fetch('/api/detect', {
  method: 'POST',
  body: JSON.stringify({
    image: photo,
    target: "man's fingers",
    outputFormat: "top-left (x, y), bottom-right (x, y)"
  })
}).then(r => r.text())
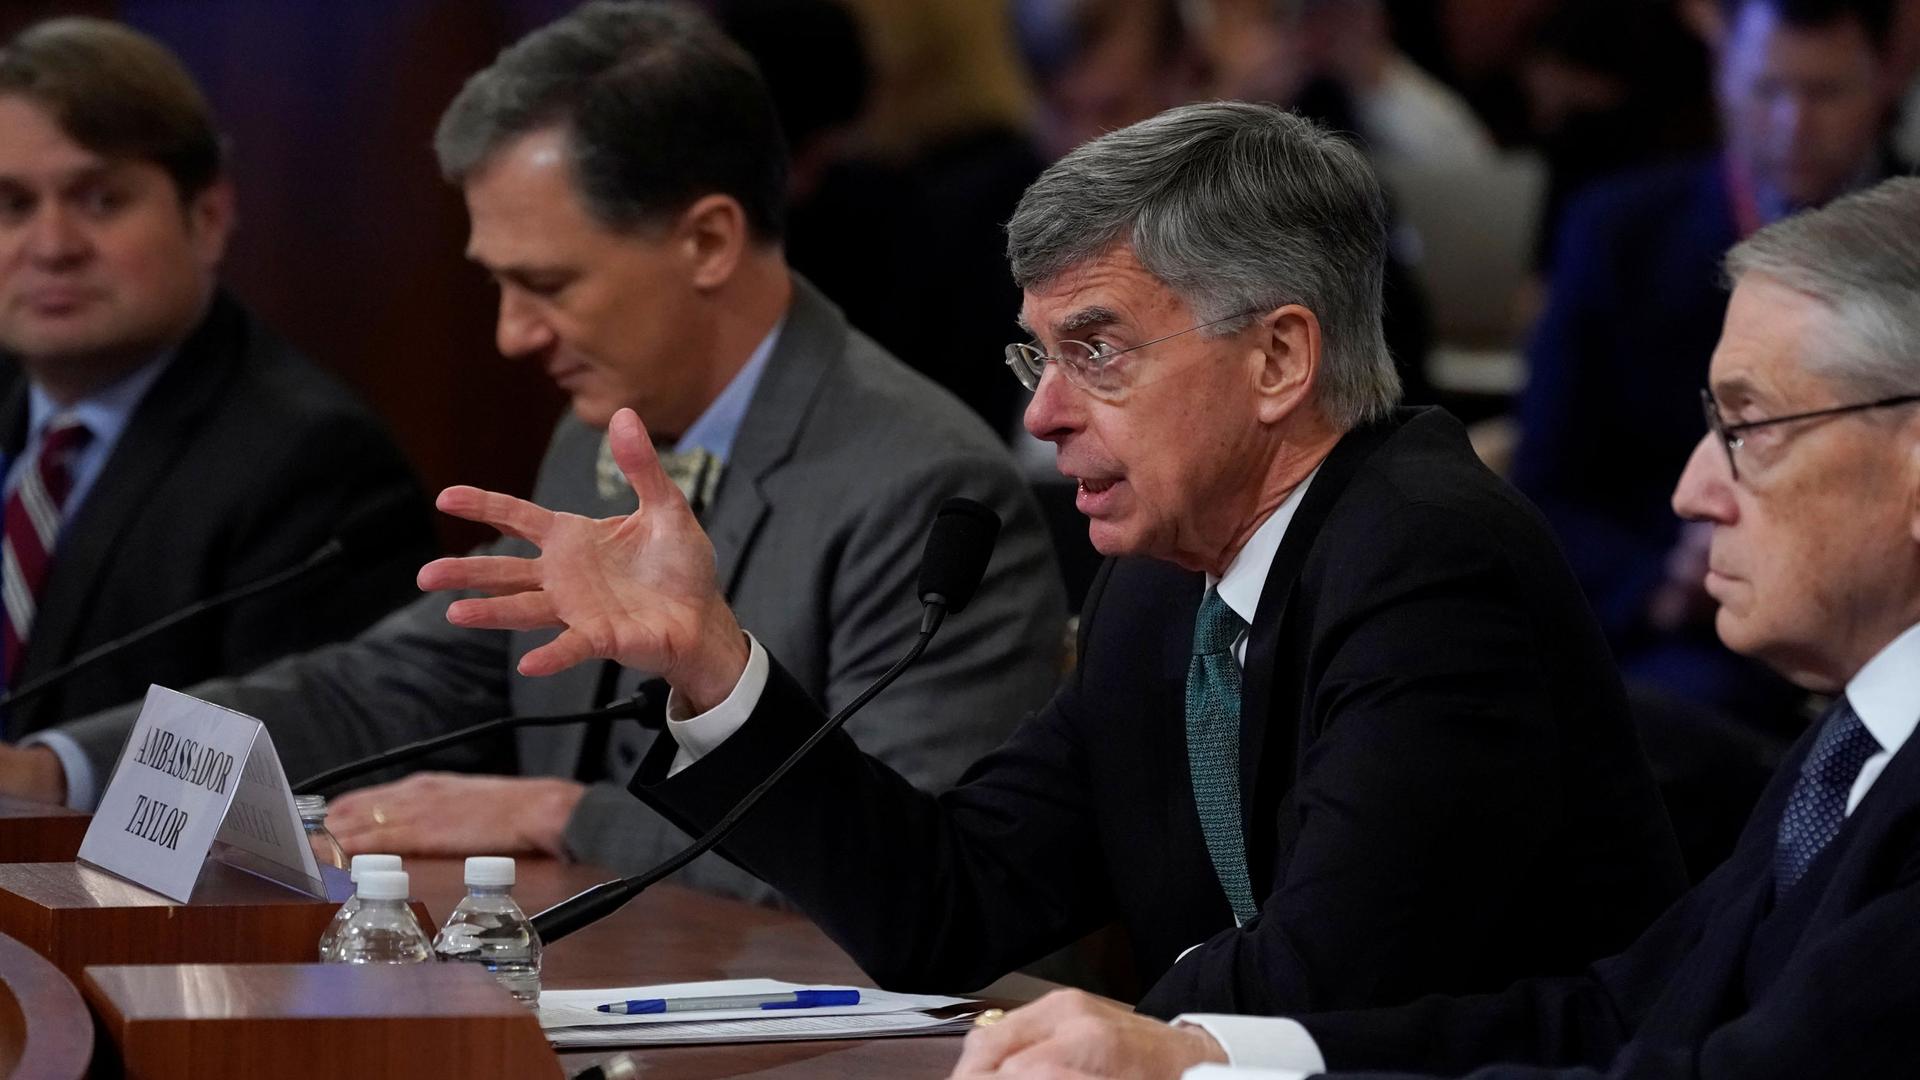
top-left (951, 1003), bottom-right (1052, 1073)
top-left (446, 592), bottom-right (560, 632)
top-left (607, 408), bottom-right (689, 510)
top-left (418, 555), bottom-right (542, 595)
top-left (436, 485), bottom-right (554, 543)
top-left (518, 630), bottom-right (598, 678)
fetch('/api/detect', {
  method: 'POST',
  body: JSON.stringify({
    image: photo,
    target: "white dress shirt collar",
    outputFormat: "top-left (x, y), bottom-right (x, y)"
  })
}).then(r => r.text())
top-left (1845, 620), bottom-right (1920, 763)
top-left (1208, 466), bottom-right (1320, 630)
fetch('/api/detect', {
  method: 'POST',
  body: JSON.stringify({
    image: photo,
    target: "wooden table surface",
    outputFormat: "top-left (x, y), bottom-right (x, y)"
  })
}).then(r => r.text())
top-left (404, 858), bottom-right (1048, 1079)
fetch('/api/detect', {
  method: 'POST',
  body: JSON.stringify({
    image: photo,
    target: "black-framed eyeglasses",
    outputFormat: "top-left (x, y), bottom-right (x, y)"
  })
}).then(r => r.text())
top-left (1699, 387), bottom-right (1920, 481)
top-left (1004, 309), bottom-right (1260, 395)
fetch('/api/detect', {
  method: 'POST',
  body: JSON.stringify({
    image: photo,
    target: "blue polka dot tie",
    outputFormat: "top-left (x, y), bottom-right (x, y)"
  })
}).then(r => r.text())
top-left (1186, 587), bottom-right (1257, 923)
top-left (1774, 697), bottom-right (1880, 898)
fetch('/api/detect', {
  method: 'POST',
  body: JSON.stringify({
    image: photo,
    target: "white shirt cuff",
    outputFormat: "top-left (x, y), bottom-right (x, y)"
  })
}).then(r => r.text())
top-left (1176, 1015), bottom-right (1325, 1074)
top-left (1180, 1066), bottom-right (1312, 1080)
top-left (664, 634), bottom-right (768, 777)
top-left (17, 730), bottom-right (95, 810)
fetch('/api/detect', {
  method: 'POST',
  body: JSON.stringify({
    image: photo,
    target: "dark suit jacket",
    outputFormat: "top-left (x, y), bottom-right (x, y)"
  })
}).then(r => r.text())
top-left (633, 407), bottom-right (1686, 1017)
top-left (0, 290), bottom-right (433, 734)
top-left (1299, 708), bottom-right (1920, 1078)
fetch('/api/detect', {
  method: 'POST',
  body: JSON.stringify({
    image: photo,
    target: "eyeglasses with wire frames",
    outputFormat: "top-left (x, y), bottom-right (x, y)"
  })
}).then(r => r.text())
top-left (1698, 387), bottom-right (1920, 481)
top-left (1004, 309), bottom-right (1261, 395)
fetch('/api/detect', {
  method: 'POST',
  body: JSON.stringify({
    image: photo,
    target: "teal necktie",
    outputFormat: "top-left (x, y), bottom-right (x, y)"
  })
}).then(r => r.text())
top-left (1187, 587), bottom-right (1256, 922)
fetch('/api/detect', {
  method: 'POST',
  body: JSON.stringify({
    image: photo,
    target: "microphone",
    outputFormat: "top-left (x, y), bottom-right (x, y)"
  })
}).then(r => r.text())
top-left (291, 684), bottom-right (662, 795)
top-left (529, 497), bottom-right (1001, 945)
top-left (0, 486), bottom-right (417, 713)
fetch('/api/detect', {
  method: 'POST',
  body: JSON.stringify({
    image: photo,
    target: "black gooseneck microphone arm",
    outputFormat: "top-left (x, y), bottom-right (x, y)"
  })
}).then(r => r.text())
top-left (291, 690), bottom-right (655, 795)
top-left (529, 607), bottom-right (948, 941)
top-left (0, 540), bottom-right (346, 712)
top-left (530, 496), bottom-right (1000, 945)
top-left (0, 483), bottom-right (419, 713)
top-left (530, 605), bottom-right (946, 944)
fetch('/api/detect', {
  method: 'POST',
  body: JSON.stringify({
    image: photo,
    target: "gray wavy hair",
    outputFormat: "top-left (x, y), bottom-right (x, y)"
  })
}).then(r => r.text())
top-left (1725, 177), bottom-right (1920, 400)
top-left (1006, 101), bottom-right (1400, 429)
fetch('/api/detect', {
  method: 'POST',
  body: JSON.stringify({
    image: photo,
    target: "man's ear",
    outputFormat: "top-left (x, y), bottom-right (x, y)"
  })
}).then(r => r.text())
top-left (1252, 304), bottom-right (1320, 425)
top-left (1907, 426), bottom-right (1920, 547)
top-left (185, 178), bottom-right (236, 271)
top-left (675, 194), bottom-right (750, 291)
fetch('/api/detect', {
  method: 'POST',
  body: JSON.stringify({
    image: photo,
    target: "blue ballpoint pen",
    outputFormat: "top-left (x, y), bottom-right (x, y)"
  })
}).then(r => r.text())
top-left (596, 989), bottom-right (862, 1014)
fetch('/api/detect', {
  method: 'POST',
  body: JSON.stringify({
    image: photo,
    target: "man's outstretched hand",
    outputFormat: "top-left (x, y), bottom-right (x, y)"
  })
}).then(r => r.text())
top-left (417, 408), bottom-right (749, 712)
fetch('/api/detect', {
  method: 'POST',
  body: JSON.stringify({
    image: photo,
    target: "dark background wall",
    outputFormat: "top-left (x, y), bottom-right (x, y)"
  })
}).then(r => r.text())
top-left (1, 1), bottom-right (600, 553)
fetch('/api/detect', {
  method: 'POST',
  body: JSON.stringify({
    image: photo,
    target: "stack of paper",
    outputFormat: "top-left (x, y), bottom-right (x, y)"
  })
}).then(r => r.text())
top-left (538, 978), bottom-right (984, 1048)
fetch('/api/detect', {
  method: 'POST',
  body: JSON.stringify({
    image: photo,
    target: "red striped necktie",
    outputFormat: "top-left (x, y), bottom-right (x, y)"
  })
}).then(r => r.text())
top-left (3, 417), bottom-right (93, 681)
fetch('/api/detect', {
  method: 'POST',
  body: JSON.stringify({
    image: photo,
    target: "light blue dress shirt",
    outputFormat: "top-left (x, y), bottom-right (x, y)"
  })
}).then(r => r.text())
top-left (671, 316), bottom-right (782, 464)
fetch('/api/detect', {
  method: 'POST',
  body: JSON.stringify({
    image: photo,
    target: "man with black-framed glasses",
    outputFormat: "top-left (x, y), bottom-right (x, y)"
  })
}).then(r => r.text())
top-left (421, 100), bottom-right (1685, 1022)
top-left (1514, 0), bottom-right (1911, 883)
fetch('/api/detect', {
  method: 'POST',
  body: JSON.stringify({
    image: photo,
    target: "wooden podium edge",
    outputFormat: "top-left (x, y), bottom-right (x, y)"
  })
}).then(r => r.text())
top-left (0, 933), bottom-right (91, 1080)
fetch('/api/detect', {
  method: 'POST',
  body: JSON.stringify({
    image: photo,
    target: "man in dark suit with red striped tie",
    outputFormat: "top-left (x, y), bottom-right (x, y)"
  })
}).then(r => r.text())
top-left (0, 18), bottom-right (430, 768)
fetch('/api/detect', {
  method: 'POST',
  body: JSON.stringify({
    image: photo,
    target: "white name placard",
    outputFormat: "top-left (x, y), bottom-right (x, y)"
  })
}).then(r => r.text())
top-left (77, 686), bottom-right (322, 902)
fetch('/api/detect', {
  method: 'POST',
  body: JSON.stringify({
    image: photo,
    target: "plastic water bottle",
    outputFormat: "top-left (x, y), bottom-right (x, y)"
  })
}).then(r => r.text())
top-left (318, 853), bottom-right (402, 961)
top-left (433, 856), bottom-right (542, 1005)
top-left (330, 870), bottom-right (432, 964)
top-left (295, 794), bottom-right (348, 870)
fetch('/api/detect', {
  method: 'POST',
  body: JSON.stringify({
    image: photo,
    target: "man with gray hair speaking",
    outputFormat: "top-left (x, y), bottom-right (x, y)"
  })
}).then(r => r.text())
top-left (948, 175), bottom-right (1920, 1080)
top-left (423, 101), bottom-right (1685, 1017)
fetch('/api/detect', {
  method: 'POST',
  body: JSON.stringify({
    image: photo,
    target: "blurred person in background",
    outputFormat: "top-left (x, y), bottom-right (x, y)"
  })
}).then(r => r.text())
top-left (0, 17), bottom-right (431, 775)
top-left (1175, 0), bottom-right (1439, 404)
top-left (1014, 0), bottom-right (1206, 162)
top-left (1523, 0), bottom-right (1717, 270)
top-left (775, 0), bottom-right (1044, 436)
top-left (1380, 0), bottom-right (1557, 143)
top-left (1512, 0), bottom-right (1907, 880)
top-left (1195, 0), bottom-right (1497, 168)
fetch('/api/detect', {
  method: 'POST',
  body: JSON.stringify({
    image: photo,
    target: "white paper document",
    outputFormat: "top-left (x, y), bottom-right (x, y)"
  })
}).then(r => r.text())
top-left (538, 978), bottom-right (981, 1047)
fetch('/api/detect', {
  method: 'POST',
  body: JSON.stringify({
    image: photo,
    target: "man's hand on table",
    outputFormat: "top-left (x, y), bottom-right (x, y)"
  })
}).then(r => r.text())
top-left (418, 406), bottom-right (748, 713)
top-left (0, 744), bottom-right (66, 805)
top-left (949, 989), bottom-right (1228, 1079)
top-left (329, 773), bottom-right (585, 857)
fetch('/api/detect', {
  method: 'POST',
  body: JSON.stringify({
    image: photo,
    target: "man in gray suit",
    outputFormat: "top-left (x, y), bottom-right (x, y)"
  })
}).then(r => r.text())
top-left (0, 0), bottom-right (1065, 901)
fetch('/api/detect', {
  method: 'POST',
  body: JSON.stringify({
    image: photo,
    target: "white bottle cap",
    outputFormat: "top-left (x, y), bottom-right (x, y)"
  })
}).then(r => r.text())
top-left (464, 856), bottom-right (515, 887)
top-left (357, 870), bottom-right (410, 901)
top-left (349, 854), bottom-right (402, 882)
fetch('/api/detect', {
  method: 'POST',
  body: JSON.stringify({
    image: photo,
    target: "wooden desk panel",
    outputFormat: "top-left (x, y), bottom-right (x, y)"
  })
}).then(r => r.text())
top-left (82, 962), bottom-right (559, 1080)
top-left (0, 860), bottom-right (430, 983)
top-left (0, 797), bottom-right (89, 863)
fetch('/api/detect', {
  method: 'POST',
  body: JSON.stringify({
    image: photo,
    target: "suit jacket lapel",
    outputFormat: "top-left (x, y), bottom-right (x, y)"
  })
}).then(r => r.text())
top-left (705, 275), bottom-right (843, 595)
top-left (1238, 413), bottom-right (1403, 864)
top-left (20, 295), bottom-right (244, 687)
top-left (0, 377), bottom-right (28, 461)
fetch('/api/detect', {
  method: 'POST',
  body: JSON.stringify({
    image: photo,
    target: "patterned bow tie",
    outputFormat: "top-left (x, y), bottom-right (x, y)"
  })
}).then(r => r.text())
top-left (596, 436), bottom-right (723, 517)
